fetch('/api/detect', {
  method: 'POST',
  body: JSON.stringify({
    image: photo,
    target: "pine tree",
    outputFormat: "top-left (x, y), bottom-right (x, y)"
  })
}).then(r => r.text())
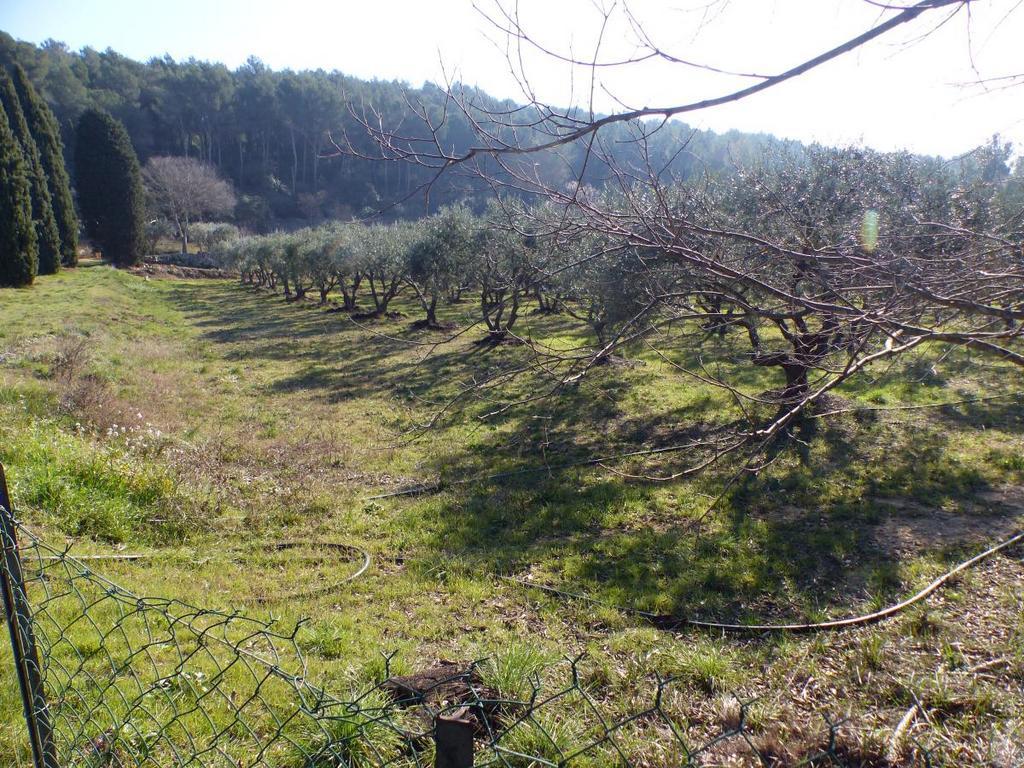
top-left (0, 68), bottom-right (60, 274)
top-left (74, 109), bottom-right (145, 267)
top-left (10, 64), bottom-right (79, 266)
top-left (0, 101), bottom-right (37, 287)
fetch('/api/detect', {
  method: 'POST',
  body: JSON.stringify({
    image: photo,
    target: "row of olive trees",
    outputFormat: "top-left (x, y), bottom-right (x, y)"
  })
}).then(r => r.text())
top-left (212, 139), bottom-right (1023, 415)
top-left (212, 203), bottom-right (617, 343)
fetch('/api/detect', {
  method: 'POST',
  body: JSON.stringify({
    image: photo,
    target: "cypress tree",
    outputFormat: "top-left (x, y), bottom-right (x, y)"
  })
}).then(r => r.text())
top-left (74, 109), bottom-right (145, 267)
top-left (0, 68), bottom-right (60, 274)
top-left (0, 101), bottom-right (37, 287)
top-left (10, 64), bottom-right (79, 266)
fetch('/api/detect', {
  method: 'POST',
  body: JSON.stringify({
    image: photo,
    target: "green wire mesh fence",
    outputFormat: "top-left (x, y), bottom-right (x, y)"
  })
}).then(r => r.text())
top-left (2, 470), bottom-right (942, 767)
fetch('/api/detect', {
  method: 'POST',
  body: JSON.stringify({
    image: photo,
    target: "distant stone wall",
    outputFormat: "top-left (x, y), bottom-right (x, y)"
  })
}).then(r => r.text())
top-left (146, 251), bottom-right (221, 269)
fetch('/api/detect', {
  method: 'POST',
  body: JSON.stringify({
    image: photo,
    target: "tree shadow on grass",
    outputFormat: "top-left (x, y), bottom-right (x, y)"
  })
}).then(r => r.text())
top-left (164, 282), bottom-right (1020, 622)
top-left (420, 410), bottom-right (1014, 624)
top-left (167, 283), bottom-right (658, 420)
top-left (930, 396), bottom-right (1024, 436)
top-left (171, 284), bottom-right (363, 355)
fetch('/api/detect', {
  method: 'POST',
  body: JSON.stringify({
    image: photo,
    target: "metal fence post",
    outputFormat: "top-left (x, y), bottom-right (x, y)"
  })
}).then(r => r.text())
top-left (434, 707), bottom-right (474, 768)
top-left (0, 463), bottom-right (58, 768)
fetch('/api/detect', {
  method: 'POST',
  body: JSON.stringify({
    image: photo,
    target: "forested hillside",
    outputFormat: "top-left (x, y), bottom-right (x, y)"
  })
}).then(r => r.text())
top-left (0, 31), bottom-right (792, 224)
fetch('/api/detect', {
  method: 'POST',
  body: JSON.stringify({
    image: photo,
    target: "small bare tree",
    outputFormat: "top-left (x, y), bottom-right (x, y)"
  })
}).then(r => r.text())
top-left (143, 156), bottom-right (236, 253)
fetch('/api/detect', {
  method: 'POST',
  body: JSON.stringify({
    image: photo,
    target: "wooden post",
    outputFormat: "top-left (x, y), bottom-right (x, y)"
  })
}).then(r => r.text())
top-left (434, 706), bottom-right (474, 768)
top-left (0, 464), bottom-right (58, 768)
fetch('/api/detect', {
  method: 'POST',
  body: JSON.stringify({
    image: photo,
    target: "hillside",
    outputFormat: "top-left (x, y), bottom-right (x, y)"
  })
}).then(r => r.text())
top-left (0, 31), bottom-right (793, 222)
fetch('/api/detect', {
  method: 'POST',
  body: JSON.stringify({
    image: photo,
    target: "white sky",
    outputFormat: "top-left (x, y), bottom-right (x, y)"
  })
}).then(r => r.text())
top-left (1, 0), bottom-right (1021, 157)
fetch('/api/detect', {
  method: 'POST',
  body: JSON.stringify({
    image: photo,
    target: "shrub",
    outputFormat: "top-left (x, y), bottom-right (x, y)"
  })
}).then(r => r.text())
top-left (0, 98), bottom-right (37, 287)
top-left (74, 109), bottom-right (145, 267)
top-left (10, 64), bottom-right (78, 266)
top-left (0, 67), bottom-right (60, 274)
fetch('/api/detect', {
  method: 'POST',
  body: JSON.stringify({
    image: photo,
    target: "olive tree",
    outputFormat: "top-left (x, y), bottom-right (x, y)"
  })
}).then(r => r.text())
top-left (472, 213), bottom-right (536, 342)
top-left (356, 222), bottom-right (412, 316)
top-left (405, 206), bottom-right (475, 328)
top-left (190, 222), bottom-right (241, 253)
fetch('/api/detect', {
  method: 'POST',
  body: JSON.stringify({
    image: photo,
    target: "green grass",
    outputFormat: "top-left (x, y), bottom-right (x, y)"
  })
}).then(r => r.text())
top-left (1, 264), bottom-right (1023, 765)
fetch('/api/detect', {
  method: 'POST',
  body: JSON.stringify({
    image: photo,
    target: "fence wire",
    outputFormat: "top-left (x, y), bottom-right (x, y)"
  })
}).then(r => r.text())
top-left (2, 508), bottom-right (945, 768)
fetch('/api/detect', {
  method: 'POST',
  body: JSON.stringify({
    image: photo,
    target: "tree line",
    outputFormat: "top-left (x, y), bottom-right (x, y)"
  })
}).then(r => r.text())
top-left (2, 69), bottom-right (247, 280)
top-left (0, 32), bottom-right (790, 225)
top-left (0, 62), bottom-right (77, 287)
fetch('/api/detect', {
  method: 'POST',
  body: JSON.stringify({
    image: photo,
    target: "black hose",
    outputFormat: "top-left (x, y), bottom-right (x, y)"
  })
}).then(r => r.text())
top-left (40, 540), bottom-right (372, 603)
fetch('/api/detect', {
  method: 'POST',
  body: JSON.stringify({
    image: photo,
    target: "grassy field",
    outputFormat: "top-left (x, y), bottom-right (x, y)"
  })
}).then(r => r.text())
top-left (1, 263), bottom-right (1022, 765)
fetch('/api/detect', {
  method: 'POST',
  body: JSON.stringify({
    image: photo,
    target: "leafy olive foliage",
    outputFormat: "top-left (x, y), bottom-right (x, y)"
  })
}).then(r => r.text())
top-left (213, 141), bottom-right (1022, 407)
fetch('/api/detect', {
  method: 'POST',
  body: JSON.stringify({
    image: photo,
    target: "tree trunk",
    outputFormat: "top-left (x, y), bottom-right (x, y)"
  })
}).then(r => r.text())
top-left (180, 214), bottom-right (190, 254)
top-left (312, 135), bottom-right (318, 191)
top-left (339, 274), bottom-right (361, 311)
top-left (780, 361), bottom-right (809, 402)
top-left (301, 133), bottom-right (308, 187)
top-left (368, 275), bottom-right (381, 312)
top-left (289, 125), bottom-right (298, 195)
top-left (348, 275), bottom-right (362, 309)
top-left (752, 350), bottom-right (810, 406)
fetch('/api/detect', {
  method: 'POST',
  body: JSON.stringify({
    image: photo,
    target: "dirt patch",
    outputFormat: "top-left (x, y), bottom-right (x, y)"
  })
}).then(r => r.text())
top-left (871, 488), bottom-right (1024, 557)
top-left (974, 486), bottom-right (1024, 513)
top-left (382, 661), bottom-right (513, 737)
top-left (383, 661), bottom-right (481, 705)
top-left (352, 309), bottom-right (404, 320)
